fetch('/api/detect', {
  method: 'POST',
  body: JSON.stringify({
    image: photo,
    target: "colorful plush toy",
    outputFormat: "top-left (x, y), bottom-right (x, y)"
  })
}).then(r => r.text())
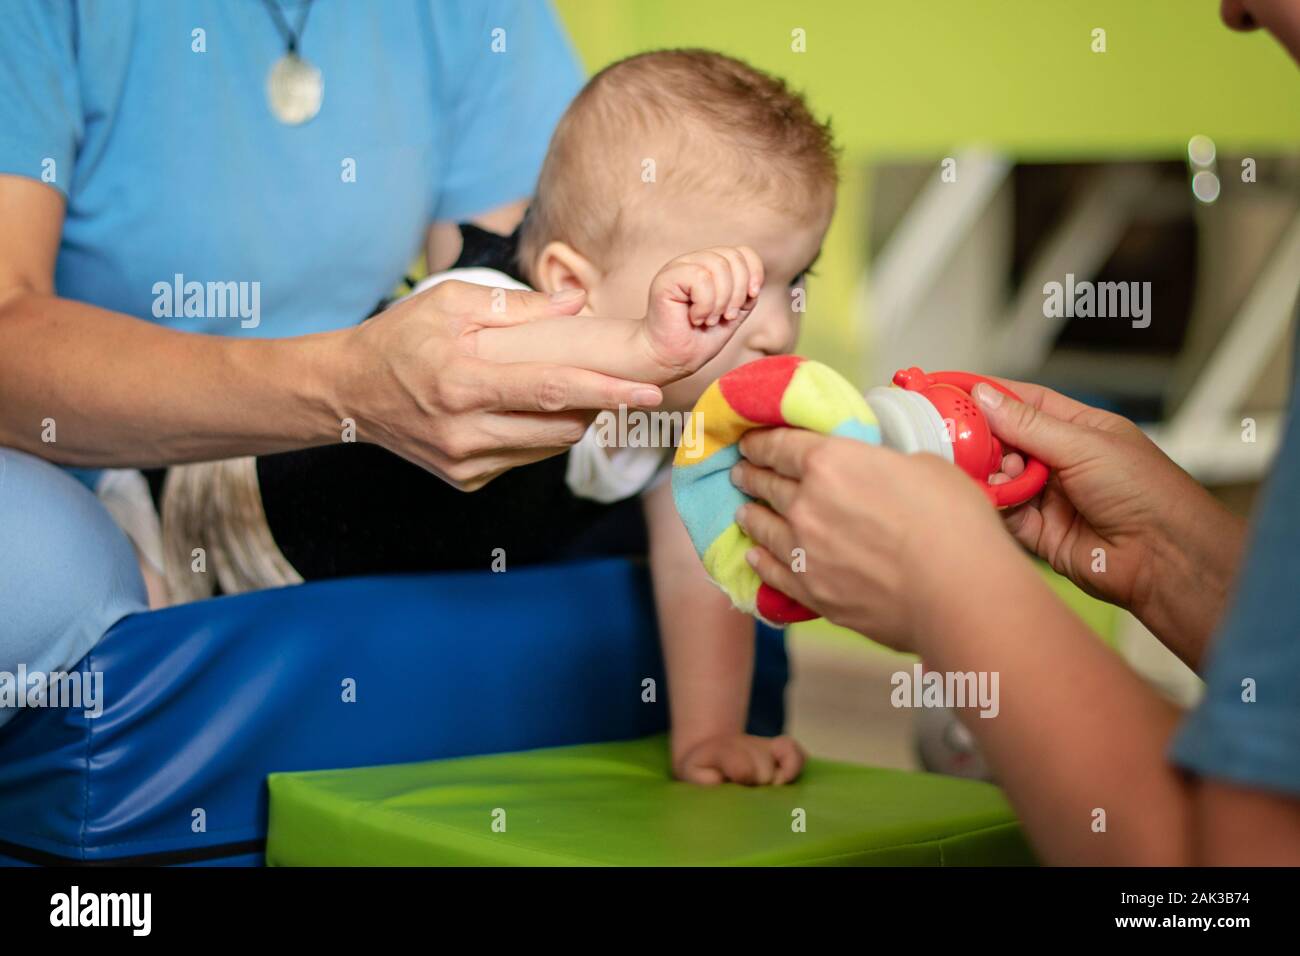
top-left (671, 355), bottom-right (879, 624)
top-left (672, 355), bottom-right (1047, 625)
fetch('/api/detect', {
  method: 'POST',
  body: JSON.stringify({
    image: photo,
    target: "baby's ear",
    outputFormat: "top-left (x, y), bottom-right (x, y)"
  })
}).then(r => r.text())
top-left (533, 241), bottom-right (601, 297)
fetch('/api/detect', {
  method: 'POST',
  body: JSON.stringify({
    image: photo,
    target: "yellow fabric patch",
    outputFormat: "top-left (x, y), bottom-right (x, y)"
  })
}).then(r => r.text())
top-left (673, 381), bottom-right (760, 467)
top-left (701, 522), bottom-right (760, 614)
top-left (780, 360), bottom-right (878, 432)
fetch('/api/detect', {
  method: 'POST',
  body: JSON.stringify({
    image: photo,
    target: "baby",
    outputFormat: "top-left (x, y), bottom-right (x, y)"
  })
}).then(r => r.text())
top-left (165, 49), bottom-right (838, 785)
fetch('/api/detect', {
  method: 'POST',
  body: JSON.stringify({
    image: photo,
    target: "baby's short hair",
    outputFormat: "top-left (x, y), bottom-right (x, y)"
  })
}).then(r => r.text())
top-left (517, 49), bottom-right (837, 277)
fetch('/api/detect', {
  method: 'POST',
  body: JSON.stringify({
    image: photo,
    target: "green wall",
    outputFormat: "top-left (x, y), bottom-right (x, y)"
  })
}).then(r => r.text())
top-left (556, 0), bottom-right (1300, 160)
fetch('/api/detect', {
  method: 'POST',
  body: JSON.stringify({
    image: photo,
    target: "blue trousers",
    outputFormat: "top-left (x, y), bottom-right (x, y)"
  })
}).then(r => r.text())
top-left (0, 448), bottom-right (147, 729)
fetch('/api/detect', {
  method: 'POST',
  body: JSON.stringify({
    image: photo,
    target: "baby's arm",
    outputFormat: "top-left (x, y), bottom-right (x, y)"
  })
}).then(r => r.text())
top-left (471, 247), bottom-right (763, 387)
top-left (643, 481), bottom-right (804, 785)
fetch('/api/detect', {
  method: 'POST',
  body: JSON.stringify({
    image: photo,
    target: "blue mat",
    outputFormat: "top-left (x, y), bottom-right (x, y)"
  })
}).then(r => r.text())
top-left (0, 559), bottom-right (786, 865)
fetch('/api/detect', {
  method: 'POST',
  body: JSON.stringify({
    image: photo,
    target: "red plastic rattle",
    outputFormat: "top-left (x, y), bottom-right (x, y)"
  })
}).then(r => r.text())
top-left (891, 367), bottom-right (1049, 508)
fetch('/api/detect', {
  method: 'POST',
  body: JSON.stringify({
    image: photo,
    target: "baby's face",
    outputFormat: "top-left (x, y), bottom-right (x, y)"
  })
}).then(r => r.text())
top-left (583, 192), bottom-right (834, 412)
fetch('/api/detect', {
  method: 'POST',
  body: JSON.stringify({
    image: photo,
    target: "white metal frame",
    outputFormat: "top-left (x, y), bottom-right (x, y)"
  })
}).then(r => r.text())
top-left (1148, 209), bottom-right (1300, 483)
top-left (863, 158), bottom-right (1298, 484)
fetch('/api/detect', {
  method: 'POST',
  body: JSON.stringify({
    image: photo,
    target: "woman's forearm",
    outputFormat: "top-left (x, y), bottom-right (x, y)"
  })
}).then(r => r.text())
top-left (1136, 486), bottom-right (1247, 672)
top-left (917, 534), bottom-right (1195, 865)
top-left (0, 292), bottom-right (342, 466)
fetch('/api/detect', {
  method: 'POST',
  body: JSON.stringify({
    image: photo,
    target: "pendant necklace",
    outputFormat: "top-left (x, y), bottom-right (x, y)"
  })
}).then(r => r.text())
top-left (264, 0), bottom-right (322, 125)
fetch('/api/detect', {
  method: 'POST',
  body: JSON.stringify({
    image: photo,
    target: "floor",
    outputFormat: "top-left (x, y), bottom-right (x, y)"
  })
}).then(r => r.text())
top-left (783, 609), bottom-right (1202, 772)
top-left (785, 622), bottom-right (920, 771)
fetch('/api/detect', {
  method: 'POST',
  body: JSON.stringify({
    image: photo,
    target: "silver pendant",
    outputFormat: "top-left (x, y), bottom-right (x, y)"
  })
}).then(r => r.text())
top-left (267, 52), bottom-right (323, 125)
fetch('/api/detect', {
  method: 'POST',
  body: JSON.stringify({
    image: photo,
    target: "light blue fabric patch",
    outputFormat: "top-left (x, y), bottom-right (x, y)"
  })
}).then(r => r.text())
top-left (671, 444), bottom-right (746, 558)
top-left (832, 419), bottom-right (883, 444)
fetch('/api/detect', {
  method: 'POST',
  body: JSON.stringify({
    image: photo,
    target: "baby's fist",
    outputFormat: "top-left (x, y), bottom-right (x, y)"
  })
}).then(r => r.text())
top-left (641, 246), bottom-right (765, 377)
top-left (673, 733), bottom-right (805, 786)
top-left (653, 246), bottom-right (763, 328)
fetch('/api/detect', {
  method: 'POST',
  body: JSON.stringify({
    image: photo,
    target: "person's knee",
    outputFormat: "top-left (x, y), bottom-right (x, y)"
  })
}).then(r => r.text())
top-left (0, 449), bottom-right (147, 679)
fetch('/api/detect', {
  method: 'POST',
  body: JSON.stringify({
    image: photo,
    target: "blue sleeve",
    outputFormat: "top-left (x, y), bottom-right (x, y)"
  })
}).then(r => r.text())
top-left (1171, 321), bottom-right (1300, 796)
top-left (0, 0), bottom-right (83, 197)
top-left (430, 0), bottom-right (584, 222)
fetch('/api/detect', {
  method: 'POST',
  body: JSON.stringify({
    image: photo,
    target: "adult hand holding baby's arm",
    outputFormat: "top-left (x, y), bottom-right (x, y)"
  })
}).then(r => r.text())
top-left (470, 246), bottom-right (764, 386)
top-left (0, 179), bottom-right (645, 485)
top-left (974, 381), bottom-right (1246, 670)
top-left (340, 280), bottom-right (662, 491)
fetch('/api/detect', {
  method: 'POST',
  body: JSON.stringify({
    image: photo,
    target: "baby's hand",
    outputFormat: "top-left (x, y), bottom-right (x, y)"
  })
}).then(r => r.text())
top-left (673, 733), bottom-right (805, 786)
top-left (640, 246), bottom-right (765, 379)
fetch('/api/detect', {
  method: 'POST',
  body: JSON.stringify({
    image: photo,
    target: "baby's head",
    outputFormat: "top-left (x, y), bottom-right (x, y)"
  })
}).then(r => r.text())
top-left (517, 49), bottom-right (838, 411)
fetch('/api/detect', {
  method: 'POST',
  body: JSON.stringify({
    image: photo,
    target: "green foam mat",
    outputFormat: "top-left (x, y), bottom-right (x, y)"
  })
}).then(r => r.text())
top-left (267, 736), bottom-right (1035, 866)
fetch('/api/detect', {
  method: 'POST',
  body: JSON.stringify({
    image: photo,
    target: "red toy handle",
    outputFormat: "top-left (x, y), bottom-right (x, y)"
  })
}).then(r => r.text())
top-left (894, 369), bottom-right (1049, 509)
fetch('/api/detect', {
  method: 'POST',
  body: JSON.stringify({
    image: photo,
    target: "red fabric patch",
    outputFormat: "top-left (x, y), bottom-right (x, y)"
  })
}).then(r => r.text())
top-left (756, 583), bottom-right (817, 625)
top-left (717, 354), bottom-right (803, 425)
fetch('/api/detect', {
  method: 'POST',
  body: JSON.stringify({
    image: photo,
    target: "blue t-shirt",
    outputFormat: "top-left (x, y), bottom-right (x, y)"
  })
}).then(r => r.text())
top-left (1171, 305), bottom-right (1300, 796)
top-left (0, 0), bottom-right (582, 338)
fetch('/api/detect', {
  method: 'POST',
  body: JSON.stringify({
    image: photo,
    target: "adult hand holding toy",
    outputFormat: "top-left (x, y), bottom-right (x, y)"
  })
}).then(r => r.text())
top-left (974, 380), bottom-right (1246, 670)
top-left (729, 366), bottom-right (1299, 865)
top-left (670, 358), bottom-right (1047, 628)
top-left (735, 420), bottom-right (1007, 652)
top-left (731, 377), bottom-right (1246, 666)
